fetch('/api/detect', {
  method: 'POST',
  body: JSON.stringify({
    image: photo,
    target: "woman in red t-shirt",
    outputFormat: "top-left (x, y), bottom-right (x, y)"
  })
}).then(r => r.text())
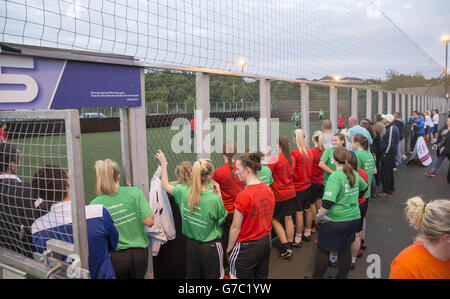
top-left (213, 141), bottom-right (245, 267)
top-left (291, 129), bottom-right (313, 247)
top-left (268, 136), bottom-right (296, 259)
top-left (227, 151), bottom-right (275, 279)
top-left (310, 131), bottom-right (325, 232)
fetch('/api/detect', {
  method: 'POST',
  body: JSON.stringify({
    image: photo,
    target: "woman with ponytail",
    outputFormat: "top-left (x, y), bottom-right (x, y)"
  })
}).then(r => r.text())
top-left (90, 159), bottom-right (154, 279)
top-left (352, 133), bottom-right (377, 255)
top-left (268, 136), bottom-right (297, 259)
top-left (213, 141), bottom-right (246, 270)
top-left (291, 129), bottom-right (314, 246)
top-left (155, 150), bottom-right (227, 279)
top-left (227, 151), bottom-right (275, 279)
top-left (312, 148), bottom-right (367, 279)
top-left (390, 197), bottom-right (450, 279)
top-left (310, 131), bottom-right (325, 232)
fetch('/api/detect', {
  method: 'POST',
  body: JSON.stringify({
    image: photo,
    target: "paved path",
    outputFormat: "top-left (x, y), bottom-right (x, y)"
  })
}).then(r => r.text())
top-left (268, 144), bottom-right (450, 279)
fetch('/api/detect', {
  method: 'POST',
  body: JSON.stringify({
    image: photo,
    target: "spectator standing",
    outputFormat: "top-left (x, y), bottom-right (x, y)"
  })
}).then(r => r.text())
top-left (432, 109), bottom-right (440, 142)
top-left (213, 141), bottom-right (245, 268)
top-left (321, 120), bottom-right (334, 149)
top-left (378, 114), bottom-right (400, 198)
top-left (227, 151), bottom-right (276, 279)
top-left (90, 159), bottom-right (155, 279)
top-left (409, 111), bottom-right (425, 151)
top-left (425, 116), bottom-right (450, 183)
top-left (393, 113), bottom-right (405, 169)
top-left (0, 143), bottom-right (48, 258)
top-left (32, 165), bottom-right (119, 279)
top-left (155, 152), bottom-right (227, 279)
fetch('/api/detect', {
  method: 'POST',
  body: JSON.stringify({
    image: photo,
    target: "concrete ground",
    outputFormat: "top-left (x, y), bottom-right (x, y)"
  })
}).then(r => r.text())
top-left (268, 145), bottom-right (450, 279)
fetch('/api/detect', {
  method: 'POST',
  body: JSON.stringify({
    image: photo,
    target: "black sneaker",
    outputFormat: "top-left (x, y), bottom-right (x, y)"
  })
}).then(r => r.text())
top-left (280, 248), bottom-right (293, 259)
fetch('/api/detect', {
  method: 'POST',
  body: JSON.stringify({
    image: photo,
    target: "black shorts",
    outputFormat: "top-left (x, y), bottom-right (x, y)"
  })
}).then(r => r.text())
top-left (295, 188), bottom-right (311, 212)
top-left (110, 247), bottom-right (149, 279)
top-left (310, 183), bottom-right (324, 203)
top-left (186, 238), bottom-right (224, 279)
top-left (425, 126), bottom-right (430, 135)
top-left (357, 201), bottom-right (368, 233)
top-left (273, 197), bottom-right (296, 221)
top-left (317, 219), bottom-right (360, 252)
top-left (229, 235), bottom-right (270, 279)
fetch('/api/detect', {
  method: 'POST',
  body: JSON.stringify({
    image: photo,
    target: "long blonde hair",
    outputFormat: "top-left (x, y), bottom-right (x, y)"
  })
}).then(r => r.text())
top-left (312, 130), bottom-right (324, 152)
top-left (188, 159), bottom-right (214, 214)
top-left (293, 129), bottom-right (309, 157)
top-left (405, 197), bottom-right (450, 243)
top-left (95, 159), bottom-right (120, 196)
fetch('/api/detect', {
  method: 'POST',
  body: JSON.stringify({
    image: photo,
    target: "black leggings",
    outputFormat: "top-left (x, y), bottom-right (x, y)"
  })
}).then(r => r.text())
top-left (313, 246), bottom-right (352, 279)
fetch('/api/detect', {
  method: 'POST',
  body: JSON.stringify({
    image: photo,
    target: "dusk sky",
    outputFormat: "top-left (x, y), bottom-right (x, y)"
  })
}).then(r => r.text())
top-left (1, 0), bottom-right (449, 80)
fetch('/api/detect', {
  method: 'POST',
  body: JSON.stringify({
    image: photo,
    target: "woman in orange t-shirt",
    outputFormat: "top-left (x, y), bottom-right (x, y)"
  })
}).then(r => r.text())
top-left (268, 136), bottom-right (296, 259)
top-left (389, 197), bottom-right (450, 279)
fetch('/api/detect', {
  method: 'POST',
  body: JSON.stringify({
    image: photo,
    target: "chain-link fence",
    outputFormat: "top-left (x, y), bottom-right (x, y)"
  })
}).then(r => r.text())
top-left (0, 110), bottom-right (88, 279)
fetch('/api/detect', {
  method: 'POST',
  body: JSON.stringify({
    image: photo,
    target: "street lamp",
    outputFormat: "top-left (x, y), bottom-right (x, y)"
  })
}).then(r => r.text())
top-left (239, 59), bottom-right (247, 73)
top-left (442, 35), bottom-right (449, 111)
top-left (333, 75), bottom-right (341, 83)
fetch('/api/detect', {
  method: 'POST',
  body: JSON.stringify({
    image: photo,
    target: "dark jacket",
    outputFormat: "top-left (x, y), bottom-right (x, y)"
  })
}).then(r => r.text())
top-left (381, 123), bottom-right (400, 156)
top-left (0, 176), bottom-right (50, 258)
top-left (409, 116), bottom-right (425, 134)
top-left (436, 127), bottom-right (450, 158)
top-left (393, 119), bottom-right (405, 141)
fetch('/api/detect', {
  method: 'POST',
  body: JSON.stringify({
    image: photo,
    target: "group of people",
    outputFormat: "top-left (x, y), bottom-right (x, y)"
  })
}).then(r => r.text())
top-left (0, 109), bottom-right (449, 279)
top-left (0, 142), bottom-right (155, 279)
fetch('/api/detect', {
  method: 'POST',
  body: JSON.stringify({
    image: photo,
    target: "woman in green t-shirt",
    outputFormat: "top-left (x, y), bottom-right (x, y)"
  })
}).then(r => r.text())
top-left (352, 133), bottom-right (377, 257)
top-left (312, 148), bottom-right (367, 279)
top-left (90, 159), bottom-right (154, 279)
top-left (155, 150), bottom-right (227, 279)
top-left (318, 133), bottom-right (347, 186)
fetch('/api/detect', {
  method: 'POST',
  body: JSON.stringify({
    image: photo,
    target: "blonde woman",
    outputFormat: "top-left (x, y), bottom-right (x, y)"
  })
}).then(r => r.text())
top-left (390, 197), bottom-right (450, 279)
top-left (155, 150), bottom-right (227, 279)
top-left (170, 161), bottom-right (193, 186)
top-left (291, 129), bottom-right (313, 246)
top-left (90, 159), bottom-right (154, 279)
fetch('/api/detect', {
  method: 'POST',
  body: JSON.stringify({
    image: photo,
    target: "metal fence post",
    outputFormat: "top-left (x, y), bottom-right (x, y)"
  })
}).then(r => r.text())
top-left (387, 92), bottom-right (392, 114)
top-left (395, 93), bottom-right (400, 113)
top-left (351, 87), bottom-right (358, 117)
top-left (301, 83), bottom-right (310, 146)
top-left (330, 85), bottom-right (338, 133)
top-left (65, 110), bottom-right (89, 272)
top-left (196, 72), bottom-right (211, 160)
top-left (366, 89), bottom-right (372, 119)
top-left (378, 91), bottom-right (383, 115)
top-left (260, 79), bottom-right (271, 155)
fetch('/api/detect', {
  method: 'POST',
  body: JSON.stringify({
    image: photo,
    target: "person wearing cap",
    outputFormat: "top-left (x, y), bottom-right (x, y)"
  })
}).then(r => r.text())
top-left (378, 114), bottom-right (399, 198)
